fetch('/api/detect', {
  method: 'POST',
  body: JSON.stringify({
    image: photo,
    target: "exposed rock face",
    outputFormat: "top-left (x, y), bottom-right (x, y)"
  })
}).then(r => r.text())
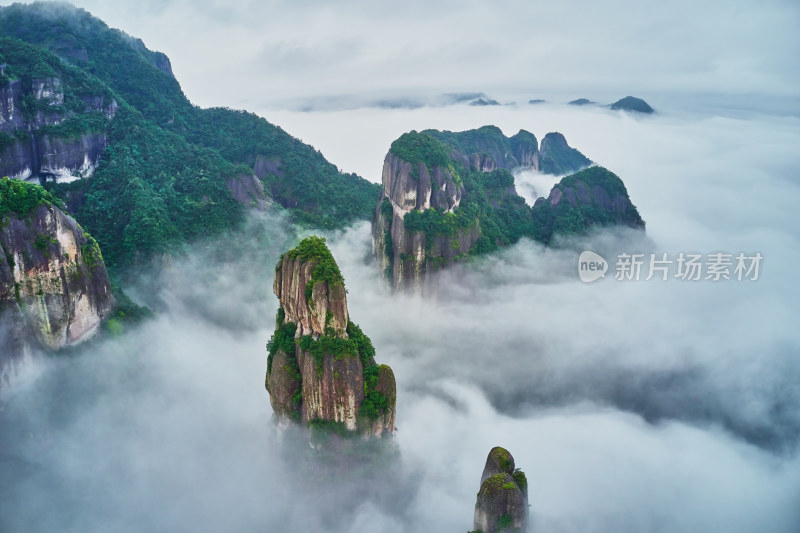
top-left (266, 236), bottom-right (396, 438)
top-left (0, 180), bottom-right (114, 385)
top-left (374, 130), bottom-right (640, 290)
top-left (1, 132), bottom-right (109, 182)
top-left (0, 42), bottom-right (117, 183)
top-left (474, 447), bottom-right (529, 533)
top-left (225, 173), bottom-right (270, 210)
top-left (373, 143), bottom-right (479, 292)
top-left (273, 249), bottom-right (349, 339)
top-left (381, 152), bottom-right (463, 215)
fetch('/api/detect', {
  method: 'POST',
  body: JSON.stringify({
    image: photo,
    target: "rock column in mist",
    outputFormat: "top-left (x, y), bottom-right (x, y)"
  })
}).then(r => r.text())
top-left (472, 446), bottom-right (529, 533)
top-left (0, 178), bottom-right (114, 384)
top-left (371, 131), bottom-right (479, 292)
top-left (265, 235), bottom-right (396, 437)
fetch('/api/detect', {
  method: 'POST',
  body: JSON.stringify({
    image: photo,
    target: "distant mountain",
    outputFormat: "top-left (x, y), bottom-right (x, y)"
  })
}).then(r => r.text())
top-left (528, 99), bottom-right (546, 104)
top-left (469, 97), bottom-right (500, 106)
top-left (610, 96), bottom-right (654, 113)
top-left (0, 2), bottom-right (379, 270)
top-left (568, 98), bottom-right (595, 106)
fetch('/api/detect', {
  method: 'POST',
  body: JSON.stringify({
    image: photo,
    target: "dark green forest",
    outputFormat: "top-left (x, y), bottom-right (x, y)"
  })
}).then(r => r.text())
top-left (0, 3), bottom-right (379, 271)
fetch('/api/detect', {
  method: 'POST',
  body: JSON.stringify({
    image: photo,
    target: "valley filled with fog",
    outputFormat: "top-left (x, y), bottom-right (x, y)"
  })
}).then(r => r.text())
top-left (2, 102), bottom-right (799, 532)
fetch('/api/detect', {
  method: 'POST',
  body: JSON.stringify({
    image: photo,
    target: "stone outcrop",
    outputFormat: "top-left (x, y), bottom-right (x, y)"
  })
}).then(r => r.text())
top-left (266, 236), bottom-right (396, 438)
top-left (0, 38), bottom-right (118, 183)
top-left (225, 173), bottom-right (270, 210)
top-left (531, 165), bottom-right (645, 243)
top-left (374, 130), bottom-right (642, 289)
top-left (372, 137), bottom-right (480, 292)
top-left (1, 132), bottom-right (109, 182)
top-left (423, 126), bottom-right (591, 176)
top-left (424, 126), bottom-right (540, 172)
top-left (0, 179), bottom-right (114, 385)
top-left (538, 132), bottom-right (593, 175)
top-left (473, 447), bottom-right (529, 533)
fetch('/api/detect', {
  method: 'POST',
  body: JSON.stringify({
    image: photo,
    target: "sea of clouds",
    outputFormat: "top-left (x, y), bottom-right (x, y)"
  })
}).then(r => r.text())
top-left (1, 102), bottom-right (799, 532)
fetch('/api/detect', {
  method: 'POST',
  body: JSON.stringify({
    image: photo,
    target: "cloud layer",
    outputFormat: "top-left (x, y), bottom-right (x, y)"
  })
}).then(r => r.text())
top-left (2, 100), bottom-right (799, 531)
top-left (7, 0), bottom-right (797, 110)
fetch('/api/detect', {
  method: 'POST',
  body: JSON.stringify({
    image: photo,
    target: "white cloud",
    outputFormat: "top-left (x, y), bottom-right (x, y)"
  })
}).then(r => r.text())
top-left (6, 0), bottom-right (795, 109)
top-left (1, 2), bottom-right (799, 531)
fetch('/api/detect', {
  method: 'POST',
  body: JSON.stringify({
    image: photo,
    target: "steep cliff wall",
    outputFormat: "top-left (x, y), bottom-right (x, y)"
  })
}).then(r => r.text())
top-left (0, 37), bottom-right (117, 183)
top-left (473, 447), bottom-right (529, 533)
top-left (373, 131), bottom-right (538, 292)
top-left (373, 146), bottom-right (478, 291)
top-left (0, 178), bottom-right (114, 385)
top-left (266, 236), bottom-right (395, 438)
top-left (374, 130), bottom-right (644, 290)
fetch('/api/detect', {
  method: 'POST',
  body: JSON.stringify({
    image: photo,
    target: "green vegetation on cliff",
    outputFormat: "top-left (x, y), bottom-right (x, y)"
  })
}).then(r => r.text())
top-left (0, 178), bottom-right (61, 219)
top-left (284, 236), bottom-right (344, 303)
top-left (423, 125), bottom-right (539, 171)
top-left (266, 308), bottom-right (298, 375)
top-left (389, 131), bottom-right (450, 169)
top-left (401, 156), bottom-right (534, 255)
top-left (76, 105), bottom-right (246, 267)
top-left (185, 108), bottom-right (380, 227)
top-left (0, 36), bottom-right (114, 125)
top-left (388, 130), bottom-right (641, 256)
top-left (0, 3), bottom-right (380, 272)
top-left (530, 166), bottom-right (644, 243)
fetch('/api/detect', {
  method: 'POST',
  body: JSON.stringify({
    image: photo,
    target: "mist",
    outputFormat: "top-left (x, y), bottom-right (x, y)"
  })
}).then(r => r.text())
top-left (4, 0), bottom-right (796, 111)
top-left (1, 100), bottom-right (799, 531)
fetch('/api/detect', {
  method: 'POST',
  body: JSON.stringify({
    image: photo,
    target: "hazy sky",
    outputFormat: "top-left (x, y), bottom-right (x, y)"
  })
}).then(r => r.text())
top-left (3, 0), bottom-right (797, 110)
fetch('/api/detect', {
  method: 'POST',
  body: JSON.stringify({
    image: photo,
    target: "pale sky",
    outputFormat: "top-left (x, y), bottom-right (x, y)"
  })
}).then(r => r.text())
top-left (3, 0), bottom-right (797, 111)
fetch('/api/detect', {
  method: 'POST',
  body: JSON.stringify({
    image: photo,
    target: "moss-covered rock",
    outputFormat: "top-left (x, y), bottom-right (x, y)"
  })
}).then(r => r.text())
top-left (1, 179), bottom-right (113, 385)
top-left (266, 236), bottom-right (396, 438)
top-left (474, 447), bottom-right (529, 533)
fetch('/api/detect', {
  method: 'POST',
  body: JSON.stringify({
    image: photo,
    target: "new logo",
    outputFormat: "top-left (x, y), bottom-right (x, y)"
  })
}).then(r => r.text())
top-left (578, 251), bottom-right (608, 283)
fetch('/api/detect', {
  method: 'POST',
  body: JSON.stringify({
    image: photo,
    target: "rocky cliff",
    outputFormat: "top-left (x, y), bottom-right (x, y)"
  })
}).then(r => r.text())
top-left (372, 138), bottom-right (480, 291)
top-left (373, 130), bottom-right (644, 290)
top-left (424, 126), bottom-right (541, 172)
top-left (424, 126), bottom-right (591, 176)
top-left (473, 447), bottom-right (529, 533)
top-left (531, 165), bottom-right (645, 243)
top-left (266, 236), bottom-right (395, 438)
top-left (0, 178), bottom-right (114, 385)
top-left (0, 37), bottom-right (117, 184)
top-left (538, 132), bottom-right (593, 175)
